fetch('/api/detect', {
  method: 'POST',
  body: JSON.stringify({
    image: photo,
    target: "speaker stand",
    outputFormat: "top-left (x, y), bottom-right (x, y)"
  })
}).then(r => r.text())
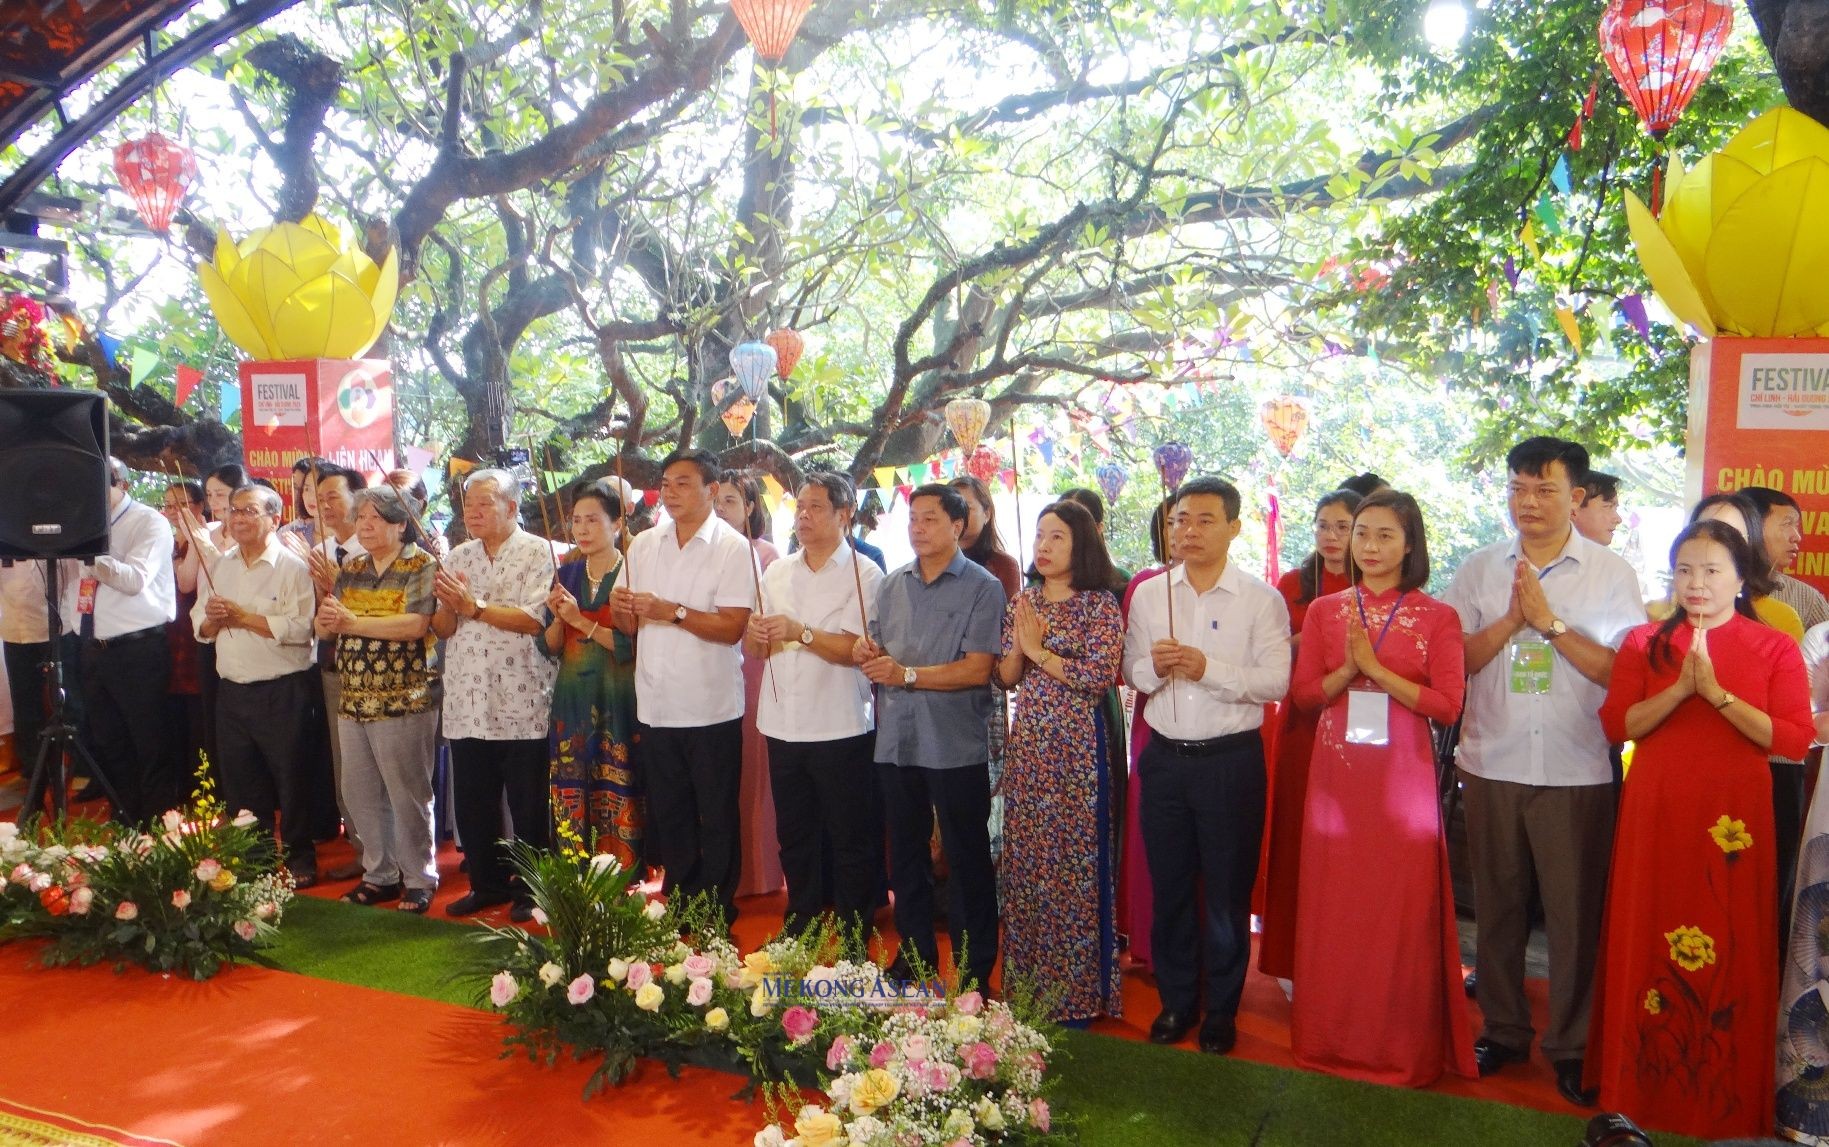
top-left (19, 560), bottom-right (123, 824)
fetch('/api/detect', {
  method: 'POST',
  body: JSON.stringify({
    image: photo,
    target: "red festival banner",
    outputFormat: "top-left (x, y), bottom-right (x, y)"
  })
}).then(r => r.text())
top-left (1688, 337), bottom-right (1829, 598)
top-left (238, 358), bottom-right (397, 482)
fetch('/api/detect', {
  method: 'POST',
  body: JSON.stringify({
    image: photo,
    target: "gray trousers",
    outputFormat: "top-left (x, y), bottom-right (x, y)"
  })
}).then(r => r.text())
top-left (1461, 769), bottom-right (1616, 1061)
top-left (337, 710), bottom-right (439, 890)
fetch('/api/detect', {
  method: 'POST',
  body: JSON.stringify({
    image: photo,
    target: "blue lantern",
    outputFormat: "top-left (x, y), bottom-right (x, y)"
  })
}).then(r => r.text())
top-left (729, 341), bottom-right (778, 403)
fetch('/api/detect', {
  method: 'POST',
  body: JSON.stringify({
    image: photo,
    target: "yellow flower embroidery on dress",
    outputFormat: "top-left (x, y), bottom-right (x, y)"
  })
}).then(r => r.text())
top-left (1665, 925), bottom-right (1717, 972)
top-left (1708, 814), bottom-right (1752, 854)
top-left (1643, 988), bottom-right (1662, 1014)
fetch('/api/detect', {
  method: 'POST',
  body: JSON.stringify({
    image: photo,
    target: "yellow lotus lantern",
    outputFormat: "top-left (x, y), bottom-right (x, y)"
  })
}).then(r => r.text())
top-left (199, 214), bottom-right (400, 361)
top-left (1625, 107), bottom-right (1829, 338)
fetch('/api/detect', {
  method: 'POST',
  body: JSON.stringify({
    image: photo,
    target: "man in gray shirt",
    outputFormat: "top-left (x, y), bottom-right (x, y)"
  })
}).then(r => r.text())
top-left (857, 483), bottom-right (1003, 990)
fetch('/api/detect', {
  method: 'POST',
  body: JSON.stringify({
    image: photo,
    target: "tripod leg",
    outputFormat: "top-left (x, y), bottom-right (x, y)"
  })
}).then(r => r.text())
top-left (20, 728), bottom-right (55, 823)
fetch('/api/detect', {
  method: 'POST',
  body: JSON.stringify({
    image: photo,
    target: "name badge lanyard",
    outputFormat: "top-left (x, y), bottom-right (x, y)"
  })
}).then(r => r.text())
top-left (1346, 588), bottom-right (1406, 746)
top-left (1508, 554), bottom-right (1569, 696)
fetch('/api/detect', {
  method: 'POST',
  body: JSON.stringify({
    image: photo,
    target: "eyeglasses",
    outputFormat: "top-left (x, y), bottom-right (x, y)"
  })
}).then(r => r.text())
top-left (227, 505), bottom-right (267, 517)
top-left (1314, 522), bottom-right (1352, 536)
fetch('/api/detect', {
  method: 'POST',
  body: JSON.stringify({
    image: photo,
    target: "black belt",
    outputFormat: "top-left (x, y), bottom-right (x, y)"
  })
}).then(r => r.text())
top-left (84, 624), bottom-right (165, 648)
top-left (1151, 728), bottom-right (1261, 758)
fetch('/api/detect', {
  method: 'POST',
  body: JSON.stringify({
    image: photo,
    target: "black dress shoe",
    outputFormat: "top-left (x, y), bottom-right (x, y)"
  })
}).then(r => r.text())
top-left (1463, 969), bottom-right (1478, 998)
top-left (446, 890), bottom-right (512, 917)
top-left (509, 900), bottom-right (536, 924)
top-left (1473, 1037), bottom-right (1527, 1077)
top-left (1554, 1058), bottom-right (1598, 1107)
top-left (1197, 1017), bottom-right (1237, 1055)
top-left (1148, 1009), bottom-right (1199, 1045)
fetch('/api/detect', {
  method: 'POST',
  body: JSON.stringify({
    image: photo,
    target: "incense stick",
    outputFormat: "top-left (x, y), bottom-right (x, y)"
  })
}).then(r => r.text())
top-left (739, 490), bottom-right (780, 703)
top-left (159, 457), bottom-right (218, 595)
top-left (524, 433), bottom-right (560, 582)
top-left (1008, 416), bottom-right (1024, 576)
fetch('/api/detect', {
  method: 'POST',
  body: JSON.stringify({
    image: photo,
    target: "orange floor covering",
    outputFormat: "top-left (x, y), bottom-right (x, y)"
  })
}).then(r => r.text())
top-left (299, 835), bottom-right (1577, 1119)
top-left (0, 942), bottom-right (772, 1147)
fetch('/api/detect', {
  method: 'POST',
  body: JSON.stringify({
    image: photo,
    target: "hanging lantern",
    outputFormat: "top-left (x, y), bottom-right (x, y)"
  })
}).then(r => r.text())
top-left (1259, 397), bottom-right (1310, 457)
top-left (729, 341), bottom-right (778, 402)
top-left (731, 0), bottom-right (813, 61)
top-left (0, 293), bottom-right (54, 374)
top-left (1094, 462), bottom-right (1128, 507)
top-left (1600, 0), bottom-right (1733, 142)
top-left (964, 445), bottom-right (1002, 483)
top-left (764, 327), bottom-right (804, 378)
top-left (720, 395), bottom-right (758, 436)
top-left (944, 397), bottom-right (992, 453)
top-left (112, 131), bottom-right (198, 233)
top-left (1151, 441), bottom-right (1194, 491)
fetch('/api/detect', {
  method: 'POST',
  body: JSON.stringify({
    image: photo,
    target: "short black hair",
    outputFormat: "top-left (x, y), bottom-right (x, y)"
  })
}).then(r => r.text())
top-left (1740, 485), bottom-right (1802, 517)
top-left (1174, 475), bottom-right (1241, 522)
top-left (1057, 486), bottom-right (1105, 525)
top-left (1505, 437), bottom-right (1589, 486)
top-left (910, 482), bottom-right (969, 523)
top-left (798, 471), bottom-right (856, 513)
top-left (572, 479), bottom-right (624, 521)
top-left (1350, 489), bottom-right (1431, 592)
top-left (315, 462), bottom-right (366, 492)
top-left (1578, 471), bottom-right (1621, 503)
top-left (1338, 472), bottom-right (1388, 498)
top-left (207, 462), bottom-right (251, 491)
top-left (660, 449), bottom-right (720, 486)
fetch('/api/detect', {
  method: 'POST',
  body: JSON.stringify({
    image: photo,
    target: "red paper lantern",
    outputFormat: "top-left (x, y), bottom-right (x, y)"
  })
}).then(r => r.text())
top-left (731, 0), bottom-right (813, 62)
top-left (764, 327), bottom-right (804, 378)
top-left (964, 445), bottom-right (1002, 483)
top-left (112, 131), bottom-right (198, 233)
top-left (1599, 0), bottom-right (1733, 141)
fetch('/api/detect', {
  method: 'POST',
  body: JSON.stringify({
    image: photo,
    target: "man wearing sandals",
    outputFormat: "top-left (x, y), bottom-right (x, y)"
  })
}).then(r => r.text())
top-left (315, 486), bottom-right (442, 914)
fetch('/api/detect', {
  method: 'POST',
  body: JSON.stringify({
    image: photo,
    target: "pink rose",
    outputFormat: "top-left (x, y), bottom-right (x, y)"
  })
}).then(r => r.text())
top-left (69, 887), bottom-right (94, 915)
top-left (868, 1040), bottom-right (896, 1069)
top-left (194, 858), bottom-right (222, 883)
top-left (682, 953), bottom-right (716, 980)
top-left (781, 1005), bottom-right (819, 1044)
top-left (234, 919), bottom-right (257, 941)
top-left (10, 864), bottom-right (33, 883)
top-left (687, 977), bottom-right (714, 1007)
top-left (953, 990), bottom-right (984, 1016)
top-left (900, 1033), bottom-right (930, 1062)
top-left (171, 889), bottom-right (191, 910)
top-left (255, 901), bottom-right (277, 920)
top-left (918, 1060), bottom-right (958, 1092)
top-left (114, 901), bottom-right (139, 921)
top-left (825, 1034), bottom-right (853, 1072)
top-left (1029, 1098), bottom-right (1051, 1133)
top-left (963, 1041), bottom-right (997, 1079)
top-left (490, 971), bottom-right (519, 1007)
top-left (624, 961), bottom-right (654, 990)
top-left (567, 973), bottom-right (595, 1005)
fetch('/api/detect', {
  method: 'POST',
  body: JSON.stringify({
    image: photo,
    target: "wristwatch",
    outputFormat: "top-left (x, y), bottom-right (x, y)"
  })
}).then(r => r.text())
top-left (902, 665), bottom-right (918, 687)
top-left (1544, 618), bottom-right (1568, 639)
top-left (673, 603), bottom-right (689, 624)
top-left (1714, 691), bottom-right (1738, 711)
top-left (799, 625), bottom-right (815, 646)
top-left (470, 598), bottom-right (489, 619)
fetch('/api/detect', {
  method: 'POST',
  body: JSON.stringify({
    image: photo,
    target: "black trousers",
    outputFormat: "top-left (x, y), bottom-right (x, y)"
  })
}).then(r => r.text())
top-left (1139, 733), bottom-right (1266, 1023)
top-left (302, 669), bottom-right (339, 839)
top-left (449, 736), bottom-right (552, 900)
top-left (80, 629), bottom-right (172, 825)
top-left (878, 760), bottom-right (998, 990)
top-left (642, 719), bottom-right (744, 919)
top-left (217, 671), bottom-right (317, 871)
top-left (4, 640), bottom-right (48, 768)
top-left (766, 732), bottom-right (881, 936)
top-left (1775, 756), bottom-right (1805, 942)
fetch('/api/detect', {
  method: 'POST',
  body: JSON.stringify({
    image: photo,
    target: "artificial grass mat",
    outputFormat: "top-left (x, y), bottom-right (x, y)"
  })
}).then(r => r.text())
top-left (264, 896), bottom-right (1701, 1147)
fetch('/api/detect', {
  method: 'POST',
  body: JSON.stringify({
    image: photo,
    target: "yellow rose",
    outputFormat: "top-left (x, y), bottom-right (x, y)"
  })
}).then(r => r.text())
top-left (634, 982), bottom-right (665, 1012)
top-left (740, 950), bottom-right (776, 989)
top-left (705, 1007), bottom-right (730, 1031)
top-left (209, 869), bottom-right (237, 893)
top-left (849, 1068), bottom-right (900, 1116)
top-left (750, 984), bottom-right (775, 1017)
top-left (1709, 814), bottom-right (1753, 855)
top-left (1643, 989), bottom-right (1663, 1015)
top-left (794, 1108), bottom-right (845, 1147)
top-left (1665, 925), bottom-right (1718, 972)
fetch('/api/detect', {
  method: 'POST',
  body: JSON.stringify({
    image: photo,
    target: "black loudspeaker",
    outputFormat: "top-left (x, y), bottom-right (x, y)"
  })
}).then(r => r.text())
top-left (0, 389), bottom-right (111, 560)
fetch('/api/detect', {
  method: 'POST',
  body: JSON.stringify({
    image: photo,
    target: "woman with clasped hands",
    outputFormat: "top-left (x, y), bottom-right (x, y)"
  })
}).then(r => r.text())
top-left (1588, 518), bottom-right (1812, 1139)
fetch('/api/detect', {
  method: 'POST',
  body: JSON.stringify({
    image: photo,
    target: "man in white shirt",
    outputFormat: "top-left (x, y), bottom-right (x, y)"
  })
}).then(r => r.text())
top-left (62, 458), bottom-right (176, 824)
top-left (194, 484), bottom-right (319, 882)
top-left (1122, 476), bottom-right (1290, 1055)
top-left (282, 463), bottom-right (369, 873)
top-left (433, 469), bottom-right (560, 921)
top-left (747, 472), bottom-right (884, 937)
top-left (1441, 436), bottom-right (1646, 1106)
top-left (611, 449), bottom-right (755, 921)
top-left (1, 559), bottom-right (50, 774)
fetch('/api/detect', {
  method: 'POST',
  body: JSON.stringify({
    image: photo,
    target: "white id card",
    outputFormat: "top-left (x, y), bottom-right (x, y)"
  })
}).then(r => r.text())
top-left (1345, 687), bottom-right (1389, 746)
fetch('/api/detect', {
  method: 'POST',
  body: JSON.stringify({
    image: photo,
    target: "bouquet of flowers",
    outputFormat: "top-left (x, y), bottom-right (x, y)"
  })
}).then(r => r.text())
top-left (754, 990), bottom-right (1063, 1147)
top-left (0, 768), bottom-right (293, 979)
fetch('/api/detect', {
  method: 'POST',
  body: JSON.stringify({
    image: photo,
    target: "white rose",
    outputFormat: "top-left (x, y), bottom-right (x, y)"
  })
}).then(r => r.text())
top-left (753, 1127), bottom-right (786, 1147)
top-left (973, 1097), bottom-right (1005, 1131)
top-left (664, 963), bottom-right (689, 986)
top-left (947, 1014), bottom-right (983, 1043)
top-left (643, 899), bottom-right (666, 921)
top-left (607, 958), bottom-right (630, 982)
top-left (750, 984), bottom-right (774, 1017)
top-left (588, 853), bottom-right (621, 877)
top-left (538, 962), bottom-right (565, 988)
top-left (231, 810), bottom-right (259, 828)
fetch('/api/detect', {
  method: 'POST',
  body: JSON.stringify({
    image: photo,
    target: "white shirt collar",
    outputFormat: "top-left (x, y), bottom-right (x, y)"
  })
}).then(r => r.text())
top-left (1505, 527), bottom-right (1583, 569)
